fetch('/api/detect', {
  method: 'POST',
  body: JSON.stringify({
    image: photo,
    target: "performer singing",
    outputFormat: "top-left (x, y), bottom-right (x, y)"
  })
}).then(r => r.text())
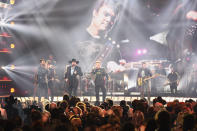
top-left (137, 62), bottom-right (152, 100)
top-left (91, 60), bottom-right (108, 103)
top-left (167, 66), bottom-right (179, 94)
top-left (48, 54), bottom-right (56, 66)
top-left (65, 58), bottom-right (83, 97)
top-left (47, 60), bottom-right (56, 102)
top-left (36, 59), bottom-right (48, 102)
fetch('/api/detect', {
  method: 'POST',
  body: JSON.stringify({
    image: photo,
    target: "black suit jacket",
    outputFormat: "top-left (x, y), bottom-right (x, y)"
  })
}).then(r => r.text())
top-left (65, 65), bottom-right (83, 80)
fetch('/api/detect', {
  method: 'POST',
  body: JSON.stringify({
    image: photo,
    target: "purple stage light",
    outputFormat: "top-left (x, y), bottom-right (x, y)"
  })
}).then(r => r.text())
top-left (142, 49), bottom-right (147, 54)
top-left (137, 50), bottom-right (142, 55)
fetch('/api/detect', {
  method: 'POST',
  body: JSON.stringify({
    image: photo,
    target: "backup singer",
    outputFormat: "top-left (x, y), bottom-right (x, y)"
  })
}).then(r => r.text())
top-left (47, 60), bottom-right (56, 102)
top-left (48, 54), bottom-right (56, 66)
top-left (137, 62), bottom-right (152, 100)
top-left (36, 59), bottom-right (48, 102)
top-left (65, 59), bottom-right (83, 97)
top-left (91, 61), bottom-right (108, 103)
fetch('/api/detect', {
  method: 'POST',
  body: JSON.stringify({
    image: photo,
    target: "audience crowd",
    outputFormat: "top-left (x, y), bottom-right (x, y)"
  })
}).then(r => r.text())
top-left (0, 95), bottom-right (197, 131)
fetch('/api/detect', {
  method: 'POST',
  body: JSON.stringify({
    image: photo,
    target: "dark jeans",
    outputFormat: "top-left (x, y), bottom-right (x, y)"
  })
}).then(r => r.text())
top-left (139, 81), bottom-right (151, 103)
top-left (170, 85), bottom-right (177, 94)
top-left (68, 78), bottom-right (78, 97)
top-left (38, 83), bottom-right (48, 102)
top-left (48, 80), bottom-right (55, 102)
top-left (95, 84), bottom-right (106, 102)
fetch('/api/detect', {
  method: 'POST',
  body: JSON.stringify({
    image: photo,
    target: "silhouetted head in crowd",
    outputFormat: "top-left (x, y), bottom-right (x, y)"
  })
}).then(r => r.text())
top-left (183, 114), bottom-right (195, 131)
top-left (127, 101), bottom-right (132, 108)
top-left (156, 110), bottom-right (171, 131)
top-left (31, 111), bottom-right (42, 123)
top-left (106, 99), bottom-right (113, 107)
top-left (50, 108), bottom-right (60, 120)
top-left (63, 94), bottom-right (69, 102)
top-left (145, 119), bottom-right (157, 131)
top-left (122, 122), bottom-right (135, 131)
top-left (153, 96), bottom-right (166, 106)
top-left (99, 102), bottom-right (110, 110)
top-left (120, 100), bottom-right (126, 108)
top-left (69, 96), bottom-right (80, 107)
top-left (59, 101), bottom-right (68, 112)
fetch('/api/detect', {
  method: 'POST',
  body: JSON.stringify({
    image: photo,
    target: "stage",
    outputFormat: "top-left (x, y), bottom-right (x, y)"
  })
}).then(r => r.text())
top-left (15, 91), bottom-right (197, 103)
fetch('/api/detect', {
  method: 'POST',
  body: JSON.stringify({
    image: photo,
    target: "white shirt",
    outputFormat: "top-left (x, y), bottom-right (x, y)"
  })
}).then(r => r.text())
top-left (71, 66), bottom-right (75, 75)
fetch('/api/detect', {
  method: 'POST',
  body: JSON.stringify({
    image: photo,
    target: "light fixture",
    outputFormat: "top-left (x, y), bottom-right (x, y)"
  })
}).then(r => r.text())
top-left (10, 88), bottom-right (15, 93)
top-left (10, 43), bottom-right (15, 49)
top-left (10, 0), bottom-right (15, 5)
top-left (10, 65), bottom-right (15, 70)
top-left (10, 21), bottom-right (15, 25)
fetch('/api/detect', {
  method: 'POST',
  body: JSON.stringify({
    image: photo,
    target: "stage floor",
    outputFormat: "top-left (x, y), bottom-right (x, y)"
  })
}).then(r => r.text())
top-left (16, 94), bottom-right (197, 103)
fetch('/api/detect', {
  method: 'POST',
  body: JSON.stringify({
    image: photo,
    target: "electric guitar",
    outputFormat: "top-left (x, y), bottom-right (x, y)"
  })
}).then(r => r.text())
top-left (137, 74), bottom-right (161, 86)
top-left (163, 80), bottom-right (179, 87)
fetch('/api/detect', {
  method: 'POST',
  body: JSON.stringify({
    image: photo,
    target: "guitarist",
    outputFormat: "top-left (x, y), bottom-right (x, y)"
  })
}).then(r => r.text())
top-left (167, 66), bottom-right (179, 94)
top-left (137, 62), bottom-right (152, 100)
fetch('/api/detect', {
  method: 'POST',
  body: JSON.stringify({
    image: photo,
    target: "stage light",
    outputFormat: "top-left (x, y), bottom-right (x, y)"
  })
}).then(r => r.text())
top-left (137, 50), bottom-right (142, 55)
top-left (142, 49), bottom-right (147, 54)
top-left (10, 21), bottom-right (15, 25)
top-left (0, 21), bottom-right (6, 26)
top-left (10, 0), bottom-right (15, 5)
top-left (112, 41), bottom-right (116, 44)
top-left (1, 66), bottom-right (5, 70)
top-left (10, 88), bottom-right (15, 93)
top-left (3, 76), bottom-right (9, 80)
top-left (108, 37), bottom-right (112, 41)
top-left (10, 43), bottom-right (15, 49)
top-left (116, 44), bottom-right (120, 48)
top-left (121, 39), bottom-right (130, 43)
top-left (10, 65), bottom-right (15, 70)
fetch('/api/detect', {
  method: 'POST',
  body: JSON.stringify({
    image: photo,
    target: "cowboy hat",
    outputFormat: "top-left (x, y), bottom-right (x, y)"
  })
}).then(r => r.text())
top-left (69, 58), bottom-right (79, 64)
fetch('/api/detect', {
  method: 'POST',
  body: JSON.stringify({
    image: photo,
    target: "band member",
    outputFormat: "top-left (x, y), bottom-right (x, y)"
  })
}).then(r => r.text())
top-left (156, 64), bottom-right (166, 76)
top-left (137, 62), bottom-right (152, 100)
top-left (152, 64), bottom-right (167, 93)
top-left (91, 60), bottom-right (108, 103)
top-left (48, 54), bottom-right (56, 66)
top-left (36, 59), bottom-right (48, 102)
top-left (65, 58), bottom-right (83, 97)
top-left (167, 66), bottom-right (179, 94)
top-left (47, 60), bottom-right (56, 102)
